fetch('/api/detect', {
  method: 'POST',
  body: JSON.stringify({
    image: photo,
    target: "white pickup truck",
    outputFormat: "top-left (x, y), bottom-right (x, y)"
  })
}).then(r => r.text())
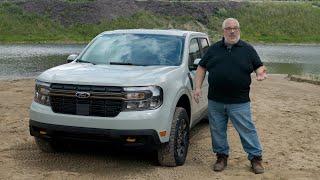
top-left (29, 29), bottom-right (209, 166)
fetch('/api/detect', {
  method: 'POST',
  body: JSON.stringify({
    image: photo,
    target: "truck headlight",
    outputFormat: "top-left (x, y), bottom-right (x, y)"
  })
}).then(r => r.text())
top-left (34, 80), bottom-right (51, 106)
top-left (123, 86), bottom-right (163, 111)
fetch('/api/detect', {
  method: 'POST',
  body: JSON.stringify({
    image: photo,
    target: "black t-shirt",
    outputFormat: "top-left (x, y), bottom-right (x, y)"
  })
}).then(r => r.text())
top-left (198, 39), bottom-right (263, 103)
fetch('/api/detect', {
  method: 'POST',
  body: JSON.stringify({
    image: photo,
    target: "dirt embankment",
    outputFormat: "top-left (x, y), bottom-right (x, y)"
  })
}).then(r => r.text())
top-left (16, 0), bottom-right (242, 26)
top-left (0, 74), bottom-right (319, 179)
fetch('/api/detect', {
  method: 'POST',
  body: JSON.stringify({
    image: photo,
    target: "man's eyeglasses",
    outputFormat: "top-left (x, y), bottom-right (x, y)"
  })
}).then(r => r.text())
top-left (224, 27), bottom-right (240, 32)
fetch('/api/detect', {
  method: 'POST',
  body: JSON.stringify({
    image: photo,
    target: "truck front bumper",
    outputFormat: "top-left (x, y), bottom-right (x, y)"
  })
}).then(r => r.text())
top-left (29, 101), bottom-right (172, 143)
top-left (30, 120), bottom-right (161, 148)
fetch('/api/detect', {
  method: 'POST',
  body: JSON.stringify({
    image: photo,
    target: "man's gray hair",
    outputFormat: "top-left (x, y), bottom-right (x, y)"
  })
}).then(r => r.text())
top-left (222, 18), bottom-right (240, 29)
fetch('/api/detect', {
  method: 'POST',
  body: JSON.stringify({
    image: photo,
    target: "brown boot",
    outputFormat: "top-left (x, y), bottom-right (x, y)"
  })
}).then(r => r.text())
top-left (250, 156), bottom-right (264, 174)
top-left (213, 153), bottom-right (228, 172)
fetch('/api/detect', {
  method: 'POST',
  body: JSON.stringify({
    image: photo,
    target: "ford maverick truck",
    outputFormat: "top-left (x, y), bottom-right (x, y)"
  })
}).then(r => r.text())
top-left (29, 29), bottom-right (209, 166)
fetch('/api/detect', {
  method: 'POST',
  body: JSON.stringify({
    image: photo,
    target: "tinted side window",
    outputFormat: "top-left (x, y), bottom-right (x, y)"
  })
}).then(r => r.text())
top-left (200, 38), bottom-right (209, 56)
top-left (189, 38), bottom-right (201, 66)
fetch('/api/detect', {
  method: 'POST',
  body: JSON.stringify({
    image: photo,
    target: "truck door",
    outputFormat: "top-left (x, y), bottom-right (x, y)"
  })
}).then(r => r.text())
top-left (188, 38), bottom-right (203, 123)
top-left (198, 38), bottom-right (210, 113)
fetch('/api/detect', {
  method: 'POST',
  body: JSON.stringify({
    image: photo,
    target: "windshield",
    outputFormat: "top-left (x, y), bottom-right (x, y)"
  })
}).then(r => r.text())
top-left (79, 33), bottom-right (185, 66)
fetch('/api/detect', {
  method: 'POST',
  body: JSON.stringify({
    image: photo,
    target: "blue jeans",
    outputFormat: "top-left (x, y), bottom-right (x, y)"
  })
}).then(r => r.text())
top-left (208, 100), bottom-right (262, 160)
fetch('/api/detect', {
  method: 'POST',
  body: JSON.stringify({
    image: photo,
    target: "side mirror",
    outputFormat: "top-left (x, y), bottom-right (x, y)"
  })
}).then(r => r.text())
top-left (189, 58), bottom-right (201, 71)
top-left (67, 54), bottom-right (78, 63)
top-left (193, 58), bottom-right (201, 66)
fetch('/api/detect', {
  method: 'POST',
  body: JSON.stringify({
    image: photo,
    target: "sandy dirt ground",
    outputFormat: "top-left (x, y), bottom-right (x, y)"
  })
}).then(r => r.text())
top-left (0, 74), bottom-right (319, 180)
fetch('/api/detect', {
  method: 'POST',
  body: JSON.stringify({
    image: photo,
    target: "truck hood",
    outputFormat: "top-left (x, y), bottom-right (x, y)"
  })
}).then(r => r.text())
top-left (37, 63), bottom-right (180, 86)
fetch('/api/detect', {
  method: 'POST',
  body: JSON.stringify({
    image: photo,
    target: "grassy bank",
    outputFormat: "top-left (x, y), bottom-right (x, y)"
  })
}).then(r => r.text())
top-left (0, 2), bottom-right (197, 43)
top-left (226, 2), bottom-right (320, 43)
top-left (0, 1), bottom-right (320, 43)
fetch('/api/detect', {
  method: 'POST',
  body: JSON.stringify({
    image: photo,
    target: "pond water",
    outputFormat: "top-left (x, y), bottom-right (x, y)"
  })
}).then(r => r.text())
top-left (255, 44), bottom-right (320, 76)
top-left (0, 44), bottom-right (319, 79)
top-left (0, 44), bottom-right (85, 79)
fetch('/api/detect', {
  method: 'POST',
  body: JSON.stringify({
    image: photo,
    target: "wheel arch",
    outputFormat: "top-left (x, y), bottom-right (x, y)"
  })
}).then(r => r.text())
top-left (175, 94), bottom-right (191, 125)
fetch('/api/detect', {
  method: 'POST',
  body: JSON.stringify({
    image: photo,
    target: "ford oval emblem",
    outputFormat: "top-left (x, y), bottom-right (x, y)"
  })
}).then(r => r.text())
top-left (76, 92), bottom-right (90, 99)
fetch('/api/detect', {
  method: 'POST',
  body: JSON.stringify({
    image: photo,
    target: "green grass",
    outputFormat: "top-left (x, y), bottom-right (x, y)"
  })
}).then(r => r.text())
top-left (1, 2), bottom-right (320, 43)
top-left (0, 3), bottom-right (195, 43)
top-left (225, 2), bottom-right (320, 43)
top-left (0, 3), bottom-right (69, 43)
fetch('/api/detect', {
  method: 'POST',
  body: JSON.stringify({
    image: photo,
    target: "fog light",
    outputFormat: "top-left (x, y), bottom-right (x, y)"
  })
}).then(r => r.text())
top-left (159, 131), bottom-right (167, 137)
top-left (39, 130), bottom-right (47, 135)
top-left (126, 137), bottom-right (136, 143)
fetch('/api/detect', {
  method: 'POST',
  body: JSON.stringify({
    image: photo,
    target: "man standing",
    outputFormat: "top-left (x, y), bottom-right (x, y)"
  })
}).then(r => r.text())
top-left (194, 18), bottom-right (267, 174)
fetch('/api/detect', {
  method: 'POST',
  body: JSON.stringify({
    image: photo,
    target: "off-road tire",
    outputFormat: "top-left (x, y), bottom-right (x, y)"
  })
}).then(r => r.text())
top-left (157, 107), bottom-right (190, 167)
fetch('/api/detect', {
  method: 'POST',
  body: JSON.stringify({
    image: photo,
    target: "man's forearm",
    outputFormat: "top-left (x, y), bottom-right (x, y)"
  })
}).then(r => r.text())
top-left (195, 66), bottom-right (206, 89)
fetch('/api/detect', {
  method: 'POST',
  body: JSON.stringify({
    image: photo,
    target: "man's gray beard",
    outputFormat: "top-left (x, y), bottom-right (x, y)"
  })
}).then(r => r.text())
top-left (225, 35), bottom-right (240, 45)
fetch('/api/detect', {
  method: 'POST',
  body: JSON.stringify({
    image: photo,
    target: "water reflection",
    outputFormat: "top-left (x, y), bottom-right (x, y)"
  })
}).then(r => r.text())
top-left (264, 62), bottom-right (320, 75)
top-left (0, 44), bottom-right (319, 79)
top-left (0, 44), bottom-right (84, 58)
top-left (255, 44), bottom-right (320, 75)
top-left (0, 44), bottom-right (84, 79)
top-left (0, 55), bottom-right (68, 78)
top-left (255, 44), bottom-right (320, 64)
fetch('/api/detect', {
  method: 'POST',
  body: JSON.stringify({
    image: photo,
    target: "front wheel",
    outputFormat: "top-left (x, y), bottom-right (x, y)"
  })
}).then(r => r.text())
top-left (157, 107), bottom-right (190, 167)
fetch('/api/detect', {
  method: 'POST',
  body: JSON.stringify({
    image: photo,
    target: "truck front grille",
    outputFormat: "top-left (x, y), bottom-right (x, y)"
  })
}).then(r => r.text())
top-left (49, 84), bottom-right (124, 117)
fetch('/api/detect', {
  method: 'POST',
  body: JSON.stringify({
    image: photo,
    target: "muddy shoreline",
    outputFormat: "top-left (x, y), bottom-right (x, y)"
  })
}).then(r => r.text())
top-left (0, 74), bottom-right (319, 179)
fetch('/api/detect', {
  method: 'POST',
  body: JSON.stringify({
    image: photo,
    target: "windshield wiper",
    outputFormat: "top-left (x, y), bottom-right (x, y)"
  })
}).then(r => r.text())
top-left (76, 59), bottom-right (96, 65)
top-left (109, 62), bottom-right (136, 65)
